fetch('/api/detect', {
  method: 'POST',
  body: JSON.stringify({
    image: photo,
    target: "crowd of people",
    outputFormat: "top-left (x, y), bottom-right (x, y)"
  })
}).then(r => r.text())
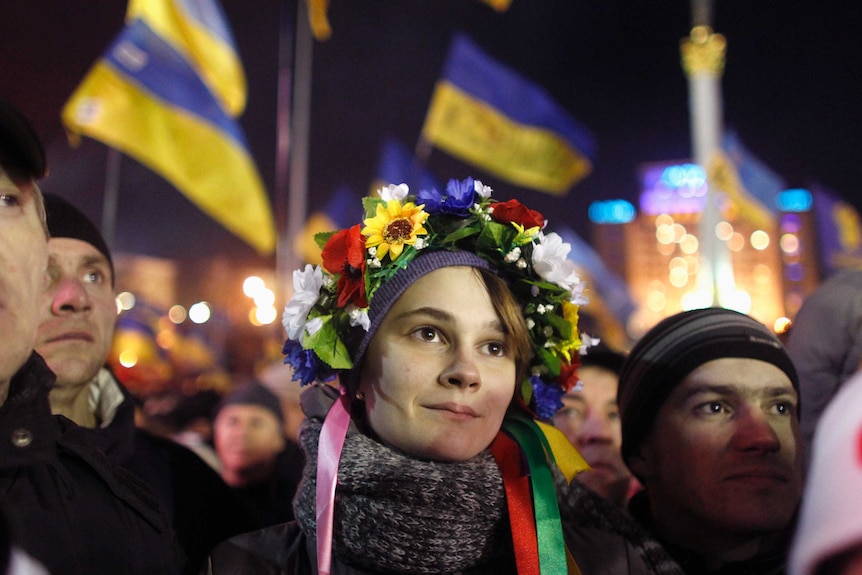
top-left (2, 96), bottom-right (861, 575)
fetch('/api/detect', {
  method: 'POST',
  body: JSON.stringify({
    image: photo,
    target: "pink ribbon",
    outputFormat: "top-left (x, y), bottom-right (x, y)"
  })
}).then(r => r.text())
top-left (315, 389), bottom-right (352, 575)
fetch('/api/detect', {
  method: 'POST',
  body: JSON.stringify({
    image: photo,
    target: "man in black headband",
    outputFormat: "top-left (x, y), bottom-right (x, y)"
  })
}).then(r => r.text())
top-left (618, 307), bottom-right (804, 574)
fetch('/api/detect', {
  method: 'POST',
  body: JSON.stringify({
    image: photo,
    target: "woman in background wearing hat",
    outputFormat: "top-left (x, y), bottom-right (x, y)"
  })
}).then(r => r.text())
top-left (207, 179), bottom-right (681, 575)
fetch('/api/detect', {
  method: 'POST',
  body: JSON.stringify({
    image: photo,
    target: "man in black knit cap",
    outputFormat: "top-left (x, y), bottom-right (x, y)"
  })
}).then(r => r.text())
top-left (618, 307), bottom-right (804, 574)
top-left (36, 192), bottom-right (258, 574)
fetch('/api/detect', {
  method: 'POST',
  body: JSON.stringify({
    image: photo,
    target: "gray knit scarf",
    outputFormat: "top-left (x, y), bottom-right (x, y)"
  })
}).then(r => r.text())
top-left (293, 419), bottom-right (508, 574)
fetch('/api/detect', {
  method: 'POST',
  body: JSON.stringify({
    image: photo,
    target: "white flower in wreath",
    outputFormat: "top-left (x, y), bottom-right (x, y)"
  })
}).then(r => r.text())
top-left (568, 277), bottom-right (589, 306)
top-left (282, 264), bottom-right (323, 340)
top-left (348, 305), bottom-right (370, 331)
top-left (532, 232), bottom-right (582, 295)
top-left (579, 333), bottom-right (601, 355)
top-left (379, 183), bottom-right (409, 202)
top-left (473, 180), bottom-right (493, 199)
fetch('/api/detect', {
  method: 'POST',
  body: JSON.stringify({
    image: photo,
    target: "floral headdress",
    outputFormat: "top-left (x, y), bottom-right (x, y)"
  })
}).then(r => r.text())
top-left (282, 177), bottom-right (590, 419)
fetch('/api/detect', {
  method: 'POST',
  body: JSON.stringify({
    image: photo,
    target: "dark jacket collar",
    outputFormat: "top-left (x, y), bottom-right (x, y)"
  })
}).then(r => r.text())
top-left (628, 491), bottom-right (790, 575)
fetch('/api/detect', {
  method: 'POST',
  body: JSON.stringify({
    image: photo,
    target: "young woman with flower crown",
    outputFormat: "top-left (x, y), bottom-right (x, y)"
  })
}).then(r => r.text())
top-left (206, 178), bottom-right (681, 575)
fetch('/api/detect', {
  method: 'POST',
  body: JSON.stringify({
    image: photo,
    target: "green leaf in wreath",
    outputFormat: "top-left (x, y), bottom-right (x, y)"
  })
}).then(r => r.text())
top-left (304, 317), bottom-right (353, 370)
top-left (315, 230), bottom-right (336, 250)
top-left (362, 196), bottom-right (387, 217)
top-left (545, 311), bottom-right (573, 340)
top-left (535, 346), bottom-right (561, 378)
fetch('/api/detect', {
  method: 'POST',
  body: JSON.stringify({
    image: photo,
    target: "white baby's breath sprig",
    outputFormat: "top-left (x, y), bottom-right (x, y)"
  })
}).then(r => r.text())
top-left (379, 183), bottom-right (409, 202)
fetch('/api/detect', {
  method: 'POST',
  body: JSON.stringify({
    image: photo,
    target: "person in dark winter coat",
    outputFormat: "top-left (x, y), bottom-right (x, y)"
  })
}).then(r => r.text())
top-left (35, 193), bottom-right (258, 574)
top-left (0, 97), bottom-right (181, 575)
top-left (0, 503), bottom-right (50, 575)
top-left (618, 308), bottom-right (804, 574)
top-left (207, 180), bottom-right (682, 574)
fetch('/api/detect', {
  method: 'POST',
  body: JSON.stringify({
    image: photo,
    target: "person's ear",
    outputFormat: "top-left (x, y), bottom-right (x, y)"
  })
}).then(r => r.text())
top-left (627, 440), bottom-right (656, 483)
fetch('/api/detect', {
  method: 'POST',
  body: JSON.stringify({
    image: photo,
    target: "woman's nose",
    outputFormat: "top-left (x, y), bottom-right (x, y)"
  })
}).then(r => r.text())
top-left (439, 349), bottom-right (481, 389)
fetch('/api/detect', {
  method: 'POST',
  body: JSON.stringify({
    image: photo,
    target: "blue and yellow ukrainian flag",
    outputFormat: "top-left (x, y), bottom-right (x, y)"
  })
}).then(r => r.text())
top-left (62, 0), bottom-right (276, 255)
top-left (714, 129), bottom-right (784, 230)
top-left (421, 33), bottom-right (596, 196)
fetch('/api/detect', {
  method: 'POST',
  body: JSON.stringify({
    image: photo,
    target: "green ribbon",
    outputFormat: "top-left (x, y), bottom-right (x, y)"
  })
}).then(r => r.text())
top-left (503, 412), bottom-right (569, 575)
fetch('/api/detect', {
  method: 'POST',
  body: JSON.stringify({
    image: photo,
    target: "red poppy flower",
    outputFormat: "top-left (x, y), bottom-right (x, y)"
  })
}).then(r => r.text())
top-left (322, 225), bottom-right (368, 308)
top-left (558, 358), bottom-right (582, 393)
top-left (491, 199), bottom-right (545, 228)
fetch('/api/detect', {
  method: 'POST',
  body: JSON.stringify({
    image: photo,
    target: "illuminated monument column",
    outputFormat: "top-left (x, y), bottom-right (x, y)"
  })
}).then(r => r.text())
top-left (680, 6), bottom-right (737, 308)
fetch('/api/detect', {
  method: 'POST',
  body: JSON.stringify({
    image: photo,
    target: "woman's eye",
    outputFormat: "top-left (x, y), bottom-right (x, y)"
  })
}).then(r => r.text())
top-left (486, 341), bottom-right (507, 357)
top-left (414, 326), bottom-right (440, 342)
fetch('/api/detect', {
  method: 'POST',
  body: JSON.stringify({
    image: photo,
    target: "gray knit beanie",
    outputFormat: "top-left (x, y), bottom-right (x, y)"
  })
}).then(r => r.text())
top-left (346, 249), bottom-right (490, 392)
top-left (618, 307), bottom-right (799, 467)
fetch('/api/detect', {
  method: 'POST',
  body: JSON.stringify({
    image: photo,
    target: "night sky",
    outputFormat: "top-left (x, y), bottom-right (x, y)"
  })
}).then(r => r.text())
top-left (2, 1), bottom-right (860, 265)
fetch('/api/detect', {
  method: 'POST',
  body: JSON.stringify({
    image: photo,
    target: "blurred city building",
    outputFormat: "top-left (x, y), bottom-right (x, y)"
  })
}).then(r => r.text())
top-left (590, 161), bottom-right (861, 343)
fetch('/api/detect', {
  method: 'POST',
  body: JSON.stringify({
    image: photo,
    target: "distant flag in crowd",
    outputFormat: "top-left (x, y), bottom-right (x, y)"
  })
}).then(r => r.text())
top-left (811, 182), bottom-right (862, 274)
top-left (723, 130), bottom-right (786, 212)
top-left (62, 0), bottom-right (276, 255)
top-left (374, 137), bottom-right (442, 195)
top-left (109, 307), bottom-right (172, 394)
top-left (294, 186), bottom-right (359, 266)
top-left (707, 129), bottom-right (787, 231)
top-left (421, 33), bottom-right (596, 196)
top-left (708, 151), bottom-right (774, 231)
top-left (556, 226), bottom-right (636, 334)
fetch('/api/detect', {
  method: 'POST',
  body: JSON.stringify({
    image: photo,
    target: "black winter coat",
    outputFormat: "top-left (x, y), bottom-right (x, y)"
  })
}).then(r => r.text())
top-left (79, 369), bottom-right (259, 574)
top-left (0, 353), bottom-right (182, 575)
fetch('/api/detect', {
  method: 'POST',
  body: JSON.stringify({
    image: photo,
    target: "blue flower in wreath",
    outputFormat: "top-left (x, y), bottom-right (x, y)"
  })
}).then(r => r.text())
top-left (283, 339), bottom-right (329, 386)
top-left (416, 177), bottom-right (477, 216)
top-left (530, 375), bottom-right (566, 421)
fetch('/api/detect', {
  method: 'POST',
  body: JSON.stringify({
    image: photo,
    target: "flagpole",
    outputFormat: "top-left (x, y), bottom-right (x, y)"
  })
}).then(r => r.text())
top-left (101, 147), bottom-right (121, 250)
top-left (275, 0), bottom-right (295, 306)
top-left (276, 0), bottom-right (313, 306)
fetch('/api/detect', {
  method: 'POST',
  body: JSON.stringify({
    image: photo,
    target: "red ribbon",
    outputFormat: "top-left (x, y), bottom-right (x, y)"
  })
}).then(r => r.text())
top-left (491, 431), bottom-right (540, 575)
